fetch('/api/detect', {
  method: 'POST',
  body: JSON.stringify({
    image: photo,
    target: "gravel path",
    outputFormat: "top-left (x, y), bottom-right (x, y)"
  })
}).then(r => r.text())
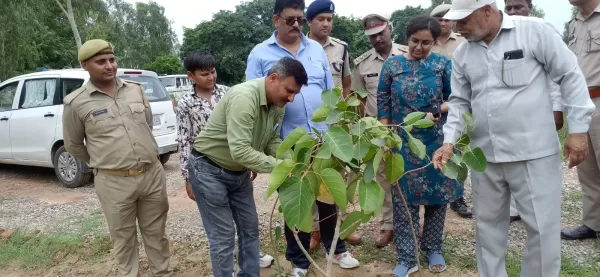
top-left (1, 155), bottom-right (598, 268)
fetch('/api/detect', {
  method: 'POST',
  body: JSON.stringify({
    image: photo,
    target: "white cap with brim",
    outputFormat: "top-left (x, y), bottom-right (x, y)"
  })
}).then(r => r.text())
top-left (443, 0), bottom-right (496, 20)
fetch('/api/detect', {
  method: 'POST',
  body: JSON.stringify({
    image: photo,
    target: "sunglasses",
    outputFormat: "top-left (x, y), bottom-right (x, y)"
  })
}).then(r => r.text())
top-left (278, 15), bottom-right (307, 26)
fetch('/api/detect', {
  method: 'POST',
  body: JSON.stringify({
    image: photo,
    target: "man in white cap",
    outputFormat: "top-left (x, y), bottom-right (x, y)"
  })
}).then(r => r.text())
top-left (432, 1), bottom-right (595, 276)
top-left (351, 13), bottom-right (408, 248)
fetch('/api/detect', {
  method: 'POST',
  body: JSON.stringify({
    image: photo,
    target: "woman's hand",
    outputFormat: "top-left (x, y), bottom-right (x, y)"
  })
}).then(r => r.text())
top-left (425, 112), bottom-right (439, 122)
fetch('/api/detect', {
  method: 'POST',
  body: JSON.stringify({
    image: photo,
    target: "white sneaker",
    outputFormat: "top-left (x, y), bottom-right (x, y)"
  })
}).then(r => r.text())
top-left (330, 251), bottom-right (360, 269)
top-left (292, 267), bottom-right (308, 277)
top-left (259, 252), bottom-right (274, 268)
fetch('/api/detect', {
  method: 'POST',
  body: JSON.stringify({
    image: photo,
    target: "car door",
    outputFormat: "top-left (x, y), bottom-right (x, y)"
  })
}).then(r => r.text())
top-left (9, 77), bottom-right (61, 162)
top-left (0, 81), bottom-right (19, 159)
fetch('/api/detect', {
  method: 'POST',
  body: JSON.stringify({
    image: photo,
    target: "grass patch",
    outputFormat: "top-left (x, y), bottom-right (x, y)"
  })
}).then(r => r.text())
top-left (0, 213), bottom-right (112, 269)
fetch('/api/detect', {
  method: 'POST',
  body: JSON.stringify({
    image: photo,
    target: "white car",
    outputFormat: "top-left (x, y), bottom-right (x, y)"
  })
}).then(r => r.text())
top-left (0, 68), bottom-right (178, 188)
top-left (158, 74), bottom-right (192, 101)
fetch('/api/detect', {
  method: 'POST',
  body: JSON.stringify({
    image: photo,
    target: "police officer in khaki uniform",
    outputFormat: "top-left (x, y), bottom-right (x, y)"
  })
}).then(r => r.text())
top-left (63, 39), bottom-right (172, 277)
top-left (351, 13), bottom-right (408, 247)
top-left (430, 4), bottom-right (466, 59)
top-left (429, 4), bottom-right (473, 219)
top-left (305, 0), bottom-right (361, 249)
top-left (561, 0), bottom-right (600, 240)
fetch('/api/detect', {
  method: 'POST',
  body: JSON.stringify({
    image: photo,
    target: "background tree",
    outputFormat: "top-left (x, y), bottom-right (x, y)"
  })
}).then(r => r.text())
top-left (390, 6), bottom-right (427, 44)
top-left (563, 6), bottom-right (578, 43)
top-left (145, 55), bottom-right (184, 75)
top-left (530, 5), bottom-right (546, 18)
top-left (55, 0), bottom-right (82, 50)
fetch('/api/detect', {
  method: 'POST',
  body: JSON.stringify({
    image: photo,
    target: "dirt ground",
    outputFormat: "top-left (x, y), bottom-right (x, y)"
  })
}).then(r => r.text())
top-left (0, 154), bottom-right (597, 276)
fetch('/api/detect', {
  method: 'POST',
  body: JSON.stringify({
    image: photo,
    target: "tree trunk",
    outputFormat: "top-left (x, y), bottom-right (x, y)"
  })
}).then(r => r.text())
top-left (56, 0), bottom-right (82, 50)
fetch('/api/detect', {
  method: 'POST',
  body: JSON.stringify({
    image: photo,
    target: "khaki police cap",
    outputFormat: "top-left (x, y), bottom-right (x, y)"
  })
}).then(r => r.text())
top-left (78, 39), bottom-right (114, 62)
top-left (362, 14), bottom-right (389, 36)
top-left (430, 4), bottom-right (452, 17)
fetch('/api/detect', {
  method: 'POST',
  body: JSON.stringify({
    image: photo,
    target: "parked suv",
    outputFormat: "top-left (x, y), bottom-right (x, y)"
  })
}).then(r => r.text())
top-left (0, 69), bottom-right (178, 188)
top-left (158, 74), bottom-right (192, 101)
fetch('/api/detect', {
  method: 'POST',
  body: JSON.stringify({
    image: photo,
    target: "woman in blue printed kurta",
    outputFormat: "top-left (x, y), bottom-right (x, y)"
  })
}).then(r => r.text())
top-left (377, 16), bottom-right (462, 277)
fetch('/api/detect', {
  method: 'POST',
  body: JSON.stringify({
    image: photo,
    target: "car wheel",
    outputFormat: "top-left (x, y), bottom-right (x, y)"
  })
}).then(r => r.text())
top-left (159, 154), bottom-right (171, 165)
top-left (53, 146), bottom-right (92, 188)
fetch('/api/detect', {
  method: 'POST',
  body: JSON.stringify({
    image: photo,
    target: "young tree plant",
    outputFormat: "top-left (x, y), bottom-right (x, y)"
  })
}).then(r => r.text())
top-left (266, 88), bottom-right (486, 277)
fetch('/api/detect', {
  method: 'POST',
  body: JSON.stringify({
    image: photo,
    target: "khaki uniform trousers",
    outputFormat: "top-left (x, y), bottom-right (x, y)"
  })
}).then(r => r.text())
top-left (311, 163), bottom-right (393, 231)
top-left (94, 161), bottom-right (172, 277)
top-left (579, 97), bottom-right (600, 231)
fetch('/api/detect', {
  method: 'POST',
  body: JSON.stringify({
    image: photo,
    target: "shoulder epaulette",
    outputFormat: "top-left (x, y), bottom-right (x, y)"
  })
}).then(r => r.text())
top-left (329, 37), bottom-right (348, 46)
top-left (353, 50), bottom-right (373, 66)
top-left (63, 86), bottom-right (86, 105)
top-left (123, 79), bottom-right (142, 86)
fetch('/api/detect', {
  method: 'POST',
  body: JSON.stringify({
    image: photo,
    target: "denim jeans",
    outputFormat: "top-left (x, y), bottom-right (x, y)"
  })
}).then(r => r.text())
top-left (188, 151), bottom-right (260, 277)
top-left (284, 201), bottom-right (347, 269)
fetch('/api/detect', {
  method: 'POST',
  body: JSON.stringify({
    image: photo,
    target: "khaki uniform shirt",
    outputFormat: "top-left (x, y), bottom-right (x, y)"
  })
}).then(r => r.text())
top-left (321, 36), bottom-right (351, 88)
top-left (351, 43), bottom-right (408, 116)
top-left (431, 32), bottom-right (466, 59)
top-left (194, 77), bottom-right (284, 174)
top-left (568, 3), bottom-right (600, 88)
top-left (63, 78), bottom-right (159, 170)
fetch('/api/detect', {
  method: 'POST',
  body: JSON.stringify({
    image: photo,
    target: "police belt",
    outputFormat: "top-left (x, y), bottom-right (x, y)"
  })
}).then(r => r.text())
top-left (590, 87), bottom-right (600, 99)
top-left (95, 165), bottom-right (149, 177)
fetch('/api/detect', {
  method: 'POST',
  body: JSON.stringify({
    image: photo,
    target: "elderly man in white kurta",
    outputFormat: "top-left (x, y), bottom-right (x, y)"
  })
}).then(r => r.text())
top-left (433, 1), bottom-right (595, 277)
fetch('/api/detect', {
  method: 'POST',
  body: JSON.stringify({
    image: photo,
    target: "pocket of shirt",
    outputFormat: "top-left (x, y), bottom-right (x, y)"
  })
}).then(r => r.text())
top-left (307, 59), bottom-right (326, 82)
top-left (501, 58), bottom-right (530, 87)
top-left (587, 30), bottom-right (600, 53)
top-left (128, 102), bottom-right (147, 125)
top-left (89, 107), bottom-right (116, 132)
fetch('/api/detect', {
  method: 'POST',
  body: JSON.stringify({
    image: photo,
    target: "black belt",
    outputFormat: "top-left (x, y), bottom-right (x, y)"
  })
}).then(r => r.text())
top-left (191, 149), bottom-right (246, 175)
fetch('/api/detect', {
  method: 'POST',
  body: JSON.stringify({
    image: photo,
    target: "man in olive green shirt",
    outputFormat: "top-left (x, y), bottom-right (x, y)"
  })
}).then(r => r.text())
top-left (188, 57), bottom-right (307, 277)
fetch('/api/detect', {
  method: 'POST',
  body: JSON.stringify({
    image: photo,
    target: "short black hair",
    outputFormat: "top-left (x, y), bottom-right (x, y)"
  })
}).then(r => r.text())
top-left (406, 15), bottom-right (442, 41)
top-left (274, 0), bottom-right (305, 15)
top-left (267, 57), bottom-right (308, 86)
top-left (183, 50), bottom-right (215, 72)
top-left (504, 0), bottom-right (532, 4)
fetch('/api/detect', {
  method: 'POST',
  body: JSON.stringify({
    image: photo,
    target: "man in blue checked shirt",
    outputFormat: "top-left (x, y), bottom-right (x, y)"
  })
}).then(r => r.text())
top-left (245, 0), bottom-right (359, 276)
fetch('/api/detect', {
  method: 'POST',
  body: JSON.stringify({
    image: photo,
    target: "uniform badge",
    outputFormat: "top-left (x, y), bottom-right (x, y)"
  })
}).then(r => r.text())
top-left (366, 73), bottom-right (379, 77)
top-left (92, 108), bottom-right (108, 117)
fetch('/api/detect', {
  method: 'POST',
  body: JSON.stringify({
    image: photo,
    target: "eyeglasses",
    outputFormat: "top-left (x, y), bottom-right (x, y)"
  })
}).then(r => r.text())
top-left (278, 15), bottom-right (307, 26)
top-left (408, 37), bottom-right (434, 47)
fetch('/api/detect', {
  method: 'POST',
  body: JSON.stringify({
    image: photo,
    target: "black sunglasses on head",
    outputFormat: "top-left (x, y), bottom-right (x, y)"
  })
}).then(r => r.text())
top-left (278, 15), bottom-right (306, 26)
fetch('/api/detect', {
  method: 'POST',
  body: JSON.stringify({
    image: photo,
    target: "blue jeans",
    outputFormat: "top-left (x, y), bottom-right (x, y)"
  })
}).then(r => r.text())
top-left (188, 151), bottom-right (260, 277)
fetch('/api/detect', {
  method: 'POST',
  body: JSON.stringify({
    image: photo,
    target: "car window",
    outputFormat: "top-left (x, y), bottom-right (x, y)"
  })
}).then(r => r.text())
top-left (176, 78), bottom-right (181, 88)
top-left (19, 79), bottom-right (58, 109)
top-left (119, 75), bottom-right (171, 102)
top-left (62, 78), bottom-right (84, 97)
top-left (159, 77), bottom-right (175, 87)
top-left (0, 82), bottom-right (18, 112)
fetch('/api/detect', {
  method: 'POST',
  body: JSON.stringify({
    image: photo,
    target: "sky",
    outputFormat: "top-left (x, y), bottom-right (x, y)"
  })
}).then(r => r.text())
top-left (124, 0), bottom-right (575, 42)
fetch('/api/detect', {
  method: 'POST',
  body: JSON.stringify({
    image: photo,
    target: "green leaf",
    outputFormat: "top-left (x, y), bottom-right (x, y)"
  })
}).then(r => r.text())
top-left (298, 204), bottom-right (313, 233)
top-left (340, 211), bottom-right (364, 239)
top-left (266, 159), bottom-right (296, 198)
top-left (326, 109), bottom-right (343, 124)
top-left (370, 138), bottom-right (386, 147)
top-left (312, 106), bottom-right (331, 122)
top-left (412, 118), bottom-right (435, 129)
top-left (407, 133), bottom-right (426, 160)
top-left (313, 158), bottom-right (334, 173)
top-left (463, 147), bottom-right (487, 172)
top-left (315, 143), bottom-right (332, 159)
top-left (318, 168), bottom-right (348, 211)
top-left (451, 153), bottom-right (463, 165)
top-left (279, 177), bottom-right (315, 231)
top-left (347, 96), bottom-right (360, 107)
top-left (462, 112), bottom-right (475, 134)
top-left (276, 128), bottom-right (306, 159)
top-left (385, 153), bottom-right (405, 183)
top-left (293, 135), bottom-right (317, 161)
top-left (456, 134), bottom-right (471, 149)
top-left (322, 88), bottom-right (340, 107)
top-left (336, 101), bottom-right (349, 111)
top-left (346, 177), bottom-right (359, 203)
top-left (457, 163), bottom-right (468, 183)
top-left (350, 121), bottom-right (367, 136)
top-left (403, 125), bottom-right (414, 133)
top-left (391, 133), bottom-right (403, 150)
top-left (304, 172), bottom-right (320, 198)
top-left (275, 226), bottom-right (282, 240)
top-left (363, 158), bottom-right (375, 182)
top-left (369, 126), bottom-right (389, 137)
top-left (363, 147), bottom-right (378, 162)
top-left (373, 148), bottom-right (384, 171)
top-left (359, 180), bottom-right (384, 214)
top-left (359, 117), bottom-right (379, 127)
top-left (441, 159), bottom-right (460, 179)
top-left (353, 139), bottom-right (371, 160)
top-left (355, 88), bottom-right (368, 98)
top-left (373, 184), bottom-right (386, 216)
top-left (324, 126), bottom-right (354, 162)
top-left (403, 111), bottom-right (426, 125)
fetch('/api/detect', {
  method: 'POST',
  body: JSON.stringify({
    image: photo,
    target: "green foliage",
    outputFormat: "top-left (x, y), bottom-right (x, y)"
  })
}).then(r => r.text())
top-left (144, 55), bottom-right (184, 75)
top-left (530, 5), bottom-right (546, 19)
top-left (391, 6), bottom-right (428, 45)
top-left (267, 88), bottom-right (487, 239)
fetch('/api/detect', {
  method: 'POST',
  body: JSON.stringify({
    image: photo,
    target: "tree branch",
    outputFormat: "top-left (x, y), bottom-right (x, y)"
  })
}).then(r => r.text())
top-left (269, 196), bottom-right (282, 276)
top-left (292, 230), bottom-right (327, 276)
top-left (325, 210), bottom-right (343, 275)
top-left (394, 181), bottom-right (423, 277)
top-left (54, 0), bottom-right (68, 16)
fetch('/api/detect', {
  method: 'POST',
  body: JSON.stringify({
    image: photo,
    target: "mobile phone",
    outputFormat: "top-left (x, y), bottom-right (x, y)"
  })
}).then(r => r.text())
top-left (503, 49), bottom-right (524, 60)
top-left (422, 105), bottom-right (441, 118)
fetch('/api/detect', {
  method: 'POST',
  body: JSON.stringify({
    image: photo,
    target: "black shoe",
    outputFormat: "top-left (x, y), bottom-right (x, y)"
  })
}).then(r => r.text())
top-left (561, 225), bottom-right (599, 240)
top-left (450, 197), bottom-right (473, 218)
